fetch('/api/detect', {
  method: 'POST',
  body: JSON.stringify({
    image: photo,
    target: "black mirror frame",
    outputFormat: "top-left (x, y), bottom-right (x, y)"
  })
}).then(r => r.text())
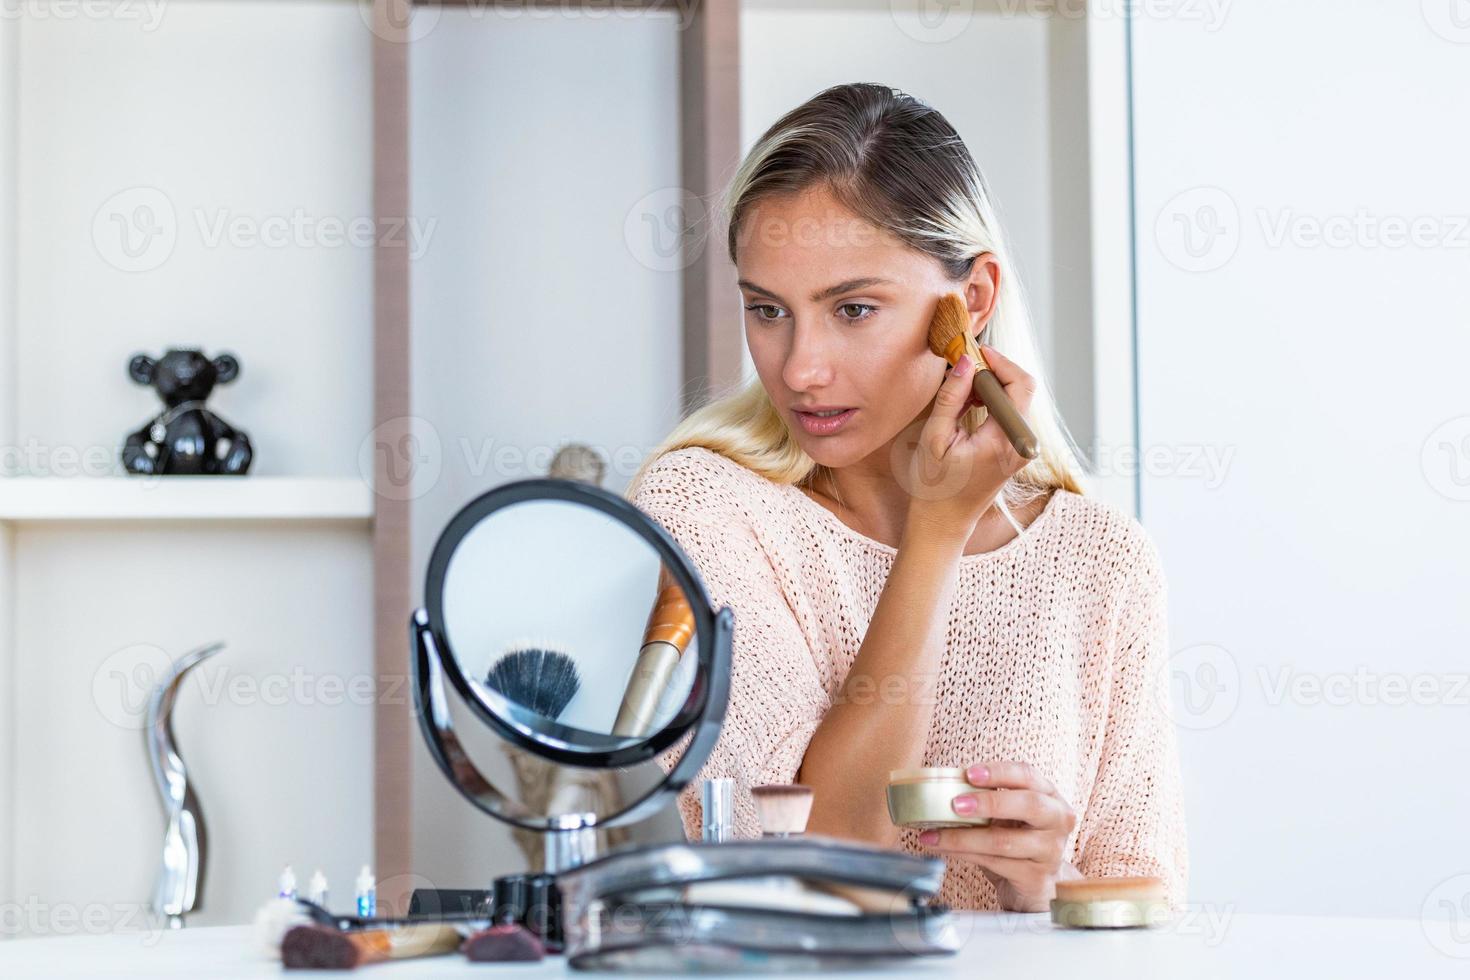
top-left (411, 478), bottom-right (733, 829)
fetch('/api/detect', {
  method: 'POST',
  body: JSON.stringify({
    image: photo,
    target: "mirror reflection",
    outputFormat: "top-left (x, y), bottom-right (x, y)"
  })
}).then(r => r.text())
top-left (440, 499), bottom-right (699, 746)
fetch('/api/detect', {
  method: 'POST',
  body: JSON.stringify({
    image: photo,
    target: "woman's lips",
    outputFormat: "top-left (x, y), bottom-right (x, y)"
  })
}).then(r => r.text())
top-left (794, 407), bottom-right (857, 435)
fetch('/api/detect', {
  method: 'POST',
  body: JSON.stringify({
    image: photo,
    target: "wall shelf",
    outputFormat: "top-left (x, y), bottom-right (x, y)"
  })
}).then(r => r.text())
top-left (0, 477), bottom-right (374, 523)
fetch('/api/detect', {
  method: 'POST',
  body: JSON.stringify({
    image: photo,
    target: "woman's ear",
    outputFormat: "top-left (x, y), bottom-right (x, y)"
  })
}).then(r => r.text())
top-left (963, 253), bottom-right (1003, 337)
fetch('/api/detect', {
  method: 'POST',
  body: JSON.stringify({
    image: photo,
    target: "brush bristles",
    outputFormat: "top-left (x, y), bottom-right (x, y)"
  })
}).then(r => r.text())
top-left (281, 924), bottom-right (390, 969)
top-left (751, 784), bottom-right (814, 836)
top-left (484, 645), bottom-right (581, 719)
top-left (926, 293), bottom-right (977, 364)
top-left (253, 897), bottom-right (313, 959)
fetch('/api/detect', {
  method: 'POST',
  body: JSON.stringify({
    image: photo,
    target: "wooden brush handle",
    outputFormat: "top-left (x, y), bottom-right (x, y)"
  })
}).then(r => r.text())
top-left (382, 922), bottom-right (463, 959)
top-left (971, 363), bottom-right (1039, 460)
top-left (641, 567), bottom-right (695, 649)
top-left (612, 568), bottom-right (696, 738)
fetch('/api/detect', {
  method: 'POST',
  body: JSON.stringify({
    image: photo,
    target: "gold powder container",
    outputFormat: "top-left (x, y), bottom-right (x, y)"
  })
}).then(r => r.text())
top-left (1050, 876), bottom-right (1170, 929)
top-left (885, 768), bottom-right (991, 830)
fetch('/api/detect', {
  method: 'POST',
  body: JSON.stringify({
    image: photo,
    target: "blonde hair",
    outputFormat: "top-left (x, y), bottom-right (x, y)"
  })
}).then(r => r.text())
top-left (628, 82), bottom-right (1086, 524)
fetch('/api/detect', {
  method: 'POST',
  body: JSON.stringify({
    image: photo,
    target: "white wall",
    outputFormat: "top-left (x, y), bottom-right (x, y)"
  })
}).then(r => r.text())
top-left (13, 2), bottom-right (372, 477)
top-left (1, 1), bottom-right (376, 933)
top-left (408, 6), bottom-right (688, 888)
top-left (0, 7), bottom-right (16, 916)
top-left (1133, 1), bottom-right (1470, 917)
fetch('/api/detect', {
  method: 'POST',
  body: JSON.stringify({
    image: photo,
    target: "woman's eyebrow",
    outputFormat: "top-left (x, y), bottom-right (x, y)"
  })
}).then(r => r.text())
top-left (737, 276), bottom-right (894, 304)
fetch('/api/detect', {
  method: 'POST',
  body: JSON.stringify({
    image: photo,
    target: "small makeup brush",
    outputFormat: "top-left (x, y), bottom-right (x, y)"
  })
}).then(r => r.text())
top-left (280, 921), bottom-right (463, 970)
top-left (750, 784), bottom-right (815, 838)
top-left (926, 292), bottom-right (1040, 459)
top-left (483, 644), bottom-right (581, 719)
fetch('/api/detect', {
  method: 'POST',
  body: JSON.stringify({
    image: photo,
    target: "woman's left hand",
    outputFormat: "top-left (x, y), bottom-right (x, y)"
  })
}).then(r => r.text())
top-left (917, 761), bottom-right (1080, 912)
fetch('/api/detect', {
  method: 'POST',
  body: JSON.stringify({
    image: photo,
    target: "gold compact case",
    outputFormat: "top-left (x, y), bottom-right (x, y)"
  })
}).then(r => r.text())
top-left (1050, 876), bottom-right (1169, 929)
top-left (885, 768), bottom-right (990, 830)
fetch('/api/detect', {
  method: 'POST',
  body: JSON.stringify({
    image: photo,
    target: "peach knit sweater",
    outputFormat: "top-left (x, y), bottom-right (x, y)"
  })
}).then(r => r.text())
top-left (629, 446), bottom-right (1188, 909)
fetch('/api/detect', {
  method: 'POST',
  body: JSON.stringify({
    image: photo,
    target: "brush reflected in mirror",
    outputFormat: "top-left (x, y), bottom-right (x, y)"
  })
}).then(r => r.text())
top-left (437, 499), bottom-right (700, 746)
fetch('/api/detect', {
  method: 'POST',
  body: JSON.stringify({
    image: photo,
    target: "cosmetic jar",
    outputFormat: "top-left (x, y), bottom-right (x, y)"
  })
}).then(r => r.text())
top-left (885, 768), bottom-right (990, 830)
top-left (1049, 877), bottom-right (1169, 929)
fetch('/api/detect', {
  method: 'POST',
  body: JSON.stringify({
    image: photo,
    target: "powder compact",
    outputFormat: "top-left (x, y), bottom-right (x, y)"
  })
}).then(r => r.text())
top-left (886, 768), bottom-right (991, 830)
top-left (1050, 876), bottom-right (1169, 929)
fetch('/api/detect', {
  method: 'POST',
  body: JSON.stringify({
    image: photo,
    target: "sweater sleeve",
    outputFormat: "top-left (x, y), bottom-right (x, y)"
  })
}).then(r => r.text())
top-left (1072, 527), bottom-right (1190, 907)
top-left (629, 451), bottom-right (832, 841)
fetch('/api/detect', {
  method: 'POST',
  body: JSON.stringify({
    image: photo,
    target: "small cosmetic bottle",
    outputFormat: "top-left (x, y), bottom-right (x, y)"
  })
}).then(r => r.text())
top-left (355, 865), bottom-right (377, 917)
top-left (702, 778), bottom-right (734, 843)
top-left (886, 768), bottom-right (991, 830)
top-left (307, 869), bottom-right (329, 908)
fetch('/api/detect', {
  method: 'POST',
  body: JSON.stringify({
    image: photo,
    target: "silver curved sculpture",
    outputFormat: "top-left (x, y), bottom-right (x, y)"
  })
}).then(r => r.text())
top-left (145, 641), bottom-right (224, 929)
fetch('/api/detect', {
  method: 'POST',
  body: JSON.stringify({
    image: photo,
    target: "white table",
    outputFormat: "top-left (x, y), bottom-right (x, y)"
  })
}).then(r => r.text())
top-left (0, 912), bottom-right (1461, 977)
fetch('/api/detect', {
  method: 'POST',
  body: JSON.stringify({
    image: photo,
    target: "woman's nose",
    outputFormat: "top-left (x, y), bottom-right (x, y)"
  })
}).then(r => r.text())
top-left (781, 321), bottom-right (837, 392)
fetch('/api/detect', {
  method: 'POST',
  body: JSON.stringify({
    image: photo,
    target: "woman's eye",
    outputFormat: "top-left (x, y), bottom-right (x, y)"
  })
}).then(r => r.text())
top-left (839, 303), bottom-right (877, 321)
top-left (744, 304), bottom-right (786, 321)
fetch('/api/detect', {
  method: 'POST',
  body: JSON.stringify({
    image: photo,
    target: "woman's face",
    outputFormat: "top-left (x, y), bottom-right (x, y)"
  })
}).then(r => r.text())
top-left (737, 184), bottom-right (991, 471)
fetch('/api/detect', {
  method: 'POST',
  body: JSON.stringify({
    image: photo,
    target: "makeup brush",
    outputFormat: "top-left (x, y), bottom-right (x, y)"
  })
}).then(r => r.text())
top-left (460, 922), bottom-right (546, 962)
top-left (280, 921), bottom-right (463, 970)
top-left (612, 566), bottom-right (696, 738)
top-left (253, 897), bottom-right (483, 962)
top-left (750, 784), bottom-right (815, 838)
top-left (926, 292), bottom-right (1040, 460)
top-left (484, 644), bottom-right (581, 718)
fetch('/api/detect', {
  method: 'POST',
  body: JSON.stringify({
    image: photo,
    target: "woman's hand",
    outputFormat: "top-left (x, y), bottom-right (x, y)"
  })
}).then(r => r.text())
top-left (904, 344), bottom-right (1037, 535)
top-left (917, 761), bottom-right (1080, 912)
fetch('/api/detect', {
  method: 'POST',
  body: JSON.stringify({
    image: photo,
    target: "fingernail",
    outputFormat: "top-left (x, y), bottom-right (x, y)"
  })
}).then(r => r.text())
top-left (952, 794), bottom-right (978, 816)
top-left (954, 354), bottom-right (972, 374)
top-left (918, 830), bottom-right (939, 846)
top-left (967, 765), bottom-right (989, 784)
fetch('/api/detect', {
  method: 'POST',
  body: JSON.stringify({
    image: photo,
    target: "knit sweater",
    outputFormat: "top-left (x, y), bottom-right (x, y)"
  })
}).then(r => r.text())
top-left (628, 446), bottom-right (1188, 909)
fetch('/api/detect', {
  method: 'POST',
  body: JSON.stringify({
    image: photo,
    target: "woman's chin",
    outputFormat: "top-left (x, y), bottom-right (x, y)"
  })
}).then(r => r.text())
top-left (795, 435), bottom-right (868, 470)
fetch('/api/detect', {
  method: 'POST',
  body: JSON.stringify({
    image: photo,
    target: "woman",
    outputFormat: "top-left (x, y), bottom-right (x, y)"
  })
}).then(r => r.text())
top-left (626, 82), bottom-right (1187, 912)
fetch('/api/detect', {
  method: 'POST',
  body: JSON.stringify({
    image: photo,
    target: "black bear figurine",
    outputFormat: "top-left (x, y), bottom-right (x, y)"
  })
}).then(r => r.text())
top-left (123, 349), bottom-right (253, 476)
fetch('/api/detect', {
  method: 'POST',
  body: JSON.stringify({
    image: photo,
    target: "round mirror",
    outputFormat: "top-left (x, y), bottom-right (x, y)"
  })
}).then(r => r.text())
top-left (412, 478), bottom-right (734, 833)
